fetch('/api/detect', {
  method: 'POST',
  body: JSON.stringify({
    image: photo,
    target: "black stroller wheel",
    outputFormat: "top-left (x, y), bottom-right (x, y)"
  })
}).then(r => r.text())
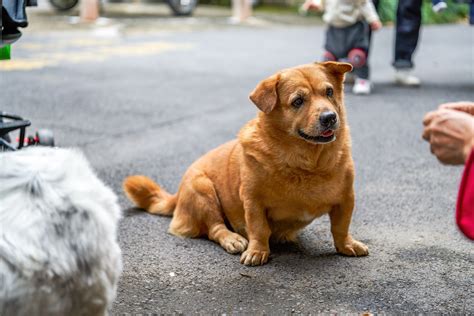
top-left (0, 116), bottom-right (11, 143)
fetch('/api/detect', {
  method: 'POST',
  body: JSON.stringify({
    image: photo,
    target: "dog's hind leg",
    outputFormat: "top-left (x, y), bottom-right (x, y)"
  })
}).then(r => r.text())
top-left (169, 171), bottom-right (248, 254)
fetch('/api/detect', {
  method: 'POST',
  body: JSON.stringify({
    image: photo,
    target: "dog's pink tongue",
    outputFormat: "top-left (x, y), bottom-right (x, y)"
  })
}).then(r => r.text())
top-left (322, 130), bottom-right (334, 137)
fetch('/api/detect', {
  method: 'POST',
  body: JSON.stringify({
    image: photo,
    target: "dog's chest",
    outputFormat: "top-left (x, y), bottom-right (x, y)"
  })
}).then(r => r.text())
top-left (264, 174), bottom-right (342, 223)
top-left (267, 204), bottom-right (330, 223)
top-left (300, 209), bottom-right (319, 222)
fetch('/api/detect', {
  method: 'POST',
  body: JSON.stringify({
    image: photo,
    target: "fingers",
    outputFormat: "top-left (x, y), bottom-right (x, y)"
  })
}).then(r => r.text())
top-left (439, 101), bottom-right (474, 115)
top-left (422, 110), bottom-right (442, 141)
top-left (370, 21), bottom-right (382, 31)
top-left (422, 108), bottom-right (461, 140)
top-left (430, 144), bottom-right (462, 165)
top-left (426, 120), bottom-right (458, 148)
top-left (424, 104), bottom-right (474, 165)
top-left (430, 144), bottom-right (445, 164)
top-left (422, 125), bottom-right (432, 141)
top-left (422, 110), bottom-right (439, 127)
top-left (425, 115), bottom-right (472, 165)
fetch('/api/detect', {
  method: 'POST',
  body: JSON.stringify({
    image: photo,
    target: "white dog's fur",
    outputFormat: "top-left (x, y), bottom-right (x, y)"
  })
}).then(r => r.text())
top-left (0, 147), bottom-right (122, 316)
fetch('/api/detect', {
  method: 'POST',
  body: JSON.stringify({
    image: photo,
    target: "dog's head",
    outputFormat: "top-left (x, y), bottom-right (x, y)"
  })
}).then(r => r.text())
top-left (249, 62), bottom-right (352, 144)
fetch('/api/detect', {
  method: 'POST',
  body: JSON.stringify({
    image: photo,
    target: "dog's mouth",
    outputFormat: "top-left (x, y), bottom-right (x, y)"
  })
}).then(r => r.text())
top-left (298, 129), bottom-right (336, 144)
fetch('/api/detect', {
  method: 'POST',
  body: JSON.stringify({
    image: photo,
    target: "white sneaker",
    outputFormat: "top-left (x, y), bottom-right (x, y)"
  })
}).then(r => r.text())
top-left (394, 69), bottom-right (421, 87)
top-left (432, 1), bottom-right (448, 13)
top-left (353, 78), bottom-right (372, 95)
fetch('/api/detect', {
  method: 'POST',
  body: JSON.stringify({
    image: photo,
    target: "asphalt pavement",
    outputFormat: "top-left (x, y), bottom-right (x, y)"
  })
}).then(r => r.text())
top-left (2, 6), bottom-right (473, 314)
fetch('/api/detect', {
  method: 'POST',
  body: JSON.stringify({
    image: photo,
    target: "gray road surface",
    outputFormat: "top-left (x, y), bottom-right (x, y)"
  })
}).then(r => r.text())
top-left (2, 13), bottom-right (473, 314)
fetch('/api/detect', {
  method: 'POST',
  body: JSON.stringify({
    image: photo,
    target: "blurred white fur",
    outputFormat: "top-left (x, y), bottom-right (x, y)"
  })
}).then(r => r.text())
top-left (0, 147), bottom-right (122, 316)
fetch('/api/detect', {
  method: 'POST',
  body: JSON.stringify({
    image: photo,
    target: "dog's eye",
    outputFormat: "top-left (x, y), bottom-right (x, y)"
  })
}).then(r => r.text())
top-left (326, 88), bottom-right (334, 98)
top-left (292, 97), bottom-right (304, 108)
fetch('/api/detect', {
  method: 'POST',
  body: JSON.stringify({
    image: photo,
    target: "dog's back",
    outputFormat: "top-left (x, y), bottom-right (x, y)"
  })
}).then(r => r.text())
top-left (0, 147), bottom-right (122, 316)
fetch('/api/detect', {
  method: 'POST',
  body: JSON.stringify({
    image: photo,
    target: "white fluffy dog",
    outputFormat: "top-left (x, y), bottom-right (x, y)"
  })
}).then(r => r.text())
top-left (0, 147), bottom-right (122, 316)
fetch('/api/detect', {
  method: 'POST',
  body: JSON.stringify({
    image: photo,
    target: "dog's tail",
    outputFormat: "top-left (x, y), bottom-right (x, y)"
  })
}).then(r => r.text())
top-left (123, 175), bottom-right (176, 216)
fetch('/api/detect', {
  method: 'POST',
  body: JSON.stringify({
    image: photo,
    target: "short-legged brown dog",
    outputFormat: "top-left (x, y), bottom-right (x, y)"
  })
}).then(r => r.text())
top-left (124, 61), bottom-right (368, 266)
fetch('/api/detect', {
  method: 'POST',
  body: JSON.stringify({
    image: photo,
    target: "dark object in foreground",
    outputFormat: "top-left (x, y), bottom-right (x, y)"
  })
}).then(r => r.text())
top-left (47, 0), bottom-right (198, 16)
top-left (0, 112), bottom-right (55, 151)
top-left (48, 0), bottom-right (79, 11)
top-left (1, 0), bottom-right (37, 46)
top-left (167, 0), bottom-right (198, 16)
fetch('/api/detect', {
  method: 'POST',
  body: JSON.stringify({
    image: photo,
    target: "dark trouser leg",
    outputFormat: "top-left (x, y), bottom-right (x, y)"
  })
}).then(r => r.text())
top-left (348, 48), bottom-right (369, 79)
top-left (393, 0), bottom-right (422, 69)
top-left (354, 65), bottom-right (369, 79)
top-left (470, 1), bottom-right (474, 25)
top-left (324, 26), bottom-right (345, 62)
top-left (373, 0), bottom-right (379, 10)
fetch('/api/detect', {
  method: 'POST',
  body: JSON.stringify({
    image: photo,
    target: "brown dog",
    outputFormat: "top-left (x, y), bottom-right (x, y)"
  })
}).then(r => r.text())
top-left (123, 61), bottom-right (369, 266)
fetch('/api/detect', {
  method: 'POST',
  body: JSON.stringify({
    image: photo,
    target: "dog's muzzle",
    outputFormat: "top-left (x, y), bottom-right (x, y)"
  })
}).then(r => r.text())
top-left (298, 111), bottom-right (339, 144)
top-left (298, 129), bottom-right (336, 144)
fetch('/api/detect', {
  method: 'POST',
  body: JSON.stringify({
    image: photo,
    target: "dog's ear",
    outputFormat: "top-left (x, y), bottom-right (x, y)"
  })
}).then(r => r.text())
top-left (249, 73), bottom-right (280, 114)
top-left (319, 61), bottom-right (353, 81)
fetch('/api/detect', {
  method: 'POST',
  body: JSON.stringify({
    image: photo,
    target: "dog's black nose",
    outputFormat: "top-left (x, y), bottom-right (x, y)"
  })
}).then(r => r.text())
top-left (319, 111), bottom-right (337, 128)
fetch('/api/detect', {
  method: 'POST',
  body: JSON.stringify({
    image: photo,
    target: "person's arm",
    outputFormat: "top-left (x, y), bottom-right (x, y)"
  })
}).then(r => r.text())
top-left (359, 0), bottom-right (382, 30)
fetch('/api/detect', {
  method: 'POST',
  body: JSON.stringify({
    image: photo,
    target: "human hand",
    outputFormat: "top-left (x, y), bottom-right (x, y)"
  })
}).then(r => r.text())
top-left (301, 0), bottom-right (322, 12)
top-left (423, 109), bottom-right (474, 165)
top-left (439, 101), bottom-right (474, 115)
top-left (370, 20), bottom-right (382, 31)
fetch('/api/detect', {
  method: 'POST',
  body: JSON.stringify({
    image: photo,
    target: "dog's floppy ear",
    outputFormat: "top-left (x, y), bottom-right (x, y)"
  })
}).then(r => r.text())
top-left (319, 61), bottom-right (353, 81)
top-left (249, 73), bottom-right (280, 114)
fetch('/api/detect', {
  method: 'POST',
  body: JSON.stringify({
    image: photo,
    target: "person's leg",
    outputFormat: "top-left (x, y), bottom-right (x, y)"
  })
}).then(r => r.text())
top-left (231, 0), bottom-right (252, 23)
top-left (353, 63), bottom-right (369, 80)
top-left (393, 0), bottom-right (422, 69)
top-left (393, 0), bottom-right (422, 86)
top-left (345, 21), bottom-right (370, 70)
top-left (345, 22), bottom-right (372, 94)
top-left (470, 1), bottom-right (474, 25)
top-left (359, 1), bottom-right (377, 87)
top-left (323, 26), bottom-right (345, 62)
top-left (352, 56), bottom-right (371, 95)
top-left (348, 48), bottom-right (368, 71)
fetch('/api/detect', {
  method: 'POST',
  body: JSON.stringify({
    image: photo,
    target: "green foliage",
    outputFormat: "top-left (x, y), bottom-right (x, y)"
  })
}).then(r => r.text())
top-left (377, 0), bottom-right (397, 23)
top-left (378, 0), bottom-right (469, 24)
top-left (0, 45), bottom-right (11, 60)
top-left (199, 0), bottom-right (230, 6)
top-left (421, 0), bottom-right (469, 24)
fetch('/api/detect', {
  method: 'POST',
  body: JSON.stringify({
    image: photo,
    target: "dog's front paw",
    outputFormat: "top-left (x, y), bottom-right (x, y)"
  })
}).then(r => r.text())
top-left (222, 232), bottom-right (248, 254)
top-left (240, 248), bottom-right (270, 266)
top-left (335, 238), bottom-right (369, 257)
